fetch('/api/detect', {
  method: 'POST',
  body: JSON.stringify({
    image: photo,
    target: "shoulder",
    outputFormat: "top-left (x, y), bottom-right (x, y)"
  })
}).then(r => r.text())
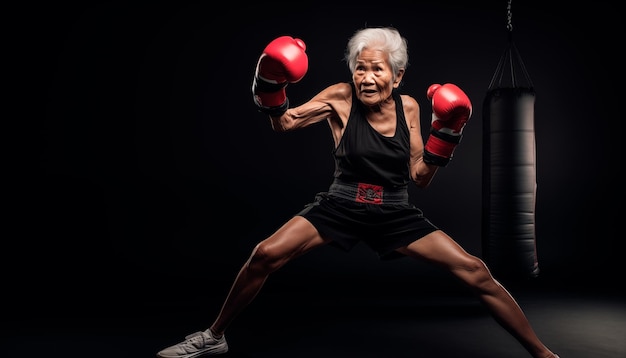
top-left (334, 82), bottom-right (353, 94)
top-left (399, 94), bottom-right (419, 112)
top-left (309, 82), bottom-right (353, 111)
top-left (399, 94), bottom-right (420, 131)
top-left (316, 82), bottom-right (352, 100)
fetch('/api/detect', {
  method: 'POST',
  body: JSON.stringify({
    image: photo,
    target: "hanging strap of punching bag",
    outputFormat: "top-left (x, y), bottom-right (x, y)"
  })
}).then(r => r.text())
top-left (488, 0), bottom-right (534, 91)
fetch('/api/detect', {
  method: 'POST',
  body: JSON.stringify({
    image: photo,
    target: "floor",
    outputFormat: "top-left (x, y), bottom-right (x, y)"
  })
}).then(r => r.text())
top-left (3, 272), bottom-right (624, 358)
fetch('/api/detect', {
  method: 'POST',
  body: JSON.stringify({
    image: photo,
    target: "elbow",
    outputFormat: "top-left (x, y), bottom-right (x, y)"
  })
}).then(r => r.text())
top-left (411, 166), bottom-right (437, 188)
top-left (270, 117), bottom-right (289, 133)
top-left (412, 178), bottom-right (431, 189)
top-left (270, 112), bottom-right (298, 133)
top-left (410, 156), bottom-right (439, 188)
top-left (270, 123), bottom-right (287, 133)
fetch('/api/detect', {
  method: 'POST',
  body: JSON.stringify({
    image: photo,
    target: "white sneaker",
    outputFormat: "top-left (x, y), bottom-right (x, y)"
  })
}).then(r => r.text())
top-left (157, 329), bottom-right (228, 358)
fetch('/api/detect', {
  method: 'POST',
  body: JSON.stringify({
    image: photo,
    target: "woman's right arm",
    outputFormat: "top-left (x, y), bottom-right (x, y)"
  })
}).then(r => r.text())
top-left (269, 82), bottom-right (352, 133)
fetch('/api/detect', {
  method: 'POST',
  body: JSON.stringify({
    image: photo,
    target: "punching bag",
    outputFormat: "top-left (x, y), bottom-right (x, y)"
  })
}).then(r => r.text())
top-left (482, 1), bottom-right (540, 279)
top-left (482, 87), bottom-right (539, 279)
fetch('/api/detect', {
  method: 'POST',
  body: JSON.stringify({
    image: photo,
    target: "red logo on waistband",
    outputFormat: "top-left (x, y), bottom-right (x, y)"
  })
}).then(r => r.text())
top-left (356, 183), bottom-right (383, 204)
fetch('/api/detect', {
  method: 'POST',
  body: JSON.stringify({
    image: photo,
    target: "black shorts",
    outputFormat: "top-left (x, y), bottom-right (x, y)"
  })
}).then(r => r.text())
top-left (297, 183), bottom-right (439, 260)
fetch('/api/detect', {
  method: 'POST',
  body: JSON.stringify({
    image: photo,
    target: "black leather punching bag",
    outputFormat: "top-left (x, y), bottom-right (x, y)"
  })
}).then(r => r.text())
top-left (482, 7), bottom-right (540, 279)
top-left (482, 87), bottom-right (539, 279)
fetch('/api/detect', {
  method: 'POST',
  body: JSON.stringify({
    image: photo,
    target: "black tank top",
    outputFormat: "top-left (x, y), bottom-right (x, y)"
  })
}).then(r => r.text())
top-left (333, 83), bottom-right (411, 188)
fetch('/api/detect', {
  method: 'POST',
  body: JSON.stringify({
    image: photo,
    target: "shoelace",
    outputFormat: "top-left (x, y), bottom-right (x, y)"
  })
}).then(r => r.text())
top-left (181, 331), bottom-right (211, 350)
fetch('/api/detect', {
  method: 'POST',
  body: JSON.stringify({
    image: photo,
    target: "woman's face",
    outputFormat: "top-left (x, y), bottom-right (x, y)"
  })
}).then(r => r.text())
top-left (352, 48), bottom-right (402, 108)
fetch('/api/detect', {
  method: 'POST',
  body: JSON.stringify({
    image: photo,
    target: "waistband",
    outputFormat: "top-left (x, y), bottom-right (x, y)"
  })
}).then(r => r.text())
top-left (328, 179), bottom-right (409, 205)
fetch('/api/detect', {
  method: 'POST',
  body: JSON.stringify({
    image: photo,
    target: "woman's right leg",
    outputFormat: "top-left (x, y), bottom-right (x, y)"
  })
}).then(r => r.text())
top-left (210, 215), bottom-right (328, 336)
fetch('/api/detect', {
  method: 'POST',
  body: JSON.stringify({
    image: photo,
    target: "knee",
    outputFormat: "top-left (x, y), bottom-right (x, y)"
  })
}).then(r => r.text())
top-left (247, 241), bottom-right (285, 274)
top-left (455, 256), bottom-right (494, 290)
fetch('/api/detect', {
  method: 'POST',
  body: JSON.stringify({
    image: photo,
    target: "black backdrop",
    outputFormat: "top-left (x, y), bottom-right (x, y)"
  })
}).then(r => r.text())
top-left (9, 1), bottom-right (622, 318)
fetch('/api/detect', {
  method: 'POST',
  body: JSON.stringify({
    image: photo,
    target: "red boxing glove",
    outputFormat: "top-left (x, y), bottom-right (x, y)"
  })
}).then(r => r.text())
top-left (423, 83), bottom-right (472, 166)
top-left (252, 36), bottom-right (308, 116)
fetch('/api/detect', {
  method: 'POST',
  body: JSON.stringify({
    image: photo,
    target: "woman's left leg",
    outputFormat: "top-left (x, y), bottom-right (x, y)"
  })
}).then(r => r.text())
top-left (395, 230), bottom-right (558, 358)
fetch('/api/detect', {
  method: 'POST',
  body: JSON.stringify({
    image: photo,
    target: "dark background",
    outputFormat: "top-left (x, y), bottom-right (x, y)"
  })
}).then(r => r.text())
top-left (6, 1), bottom-right (623, 353)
